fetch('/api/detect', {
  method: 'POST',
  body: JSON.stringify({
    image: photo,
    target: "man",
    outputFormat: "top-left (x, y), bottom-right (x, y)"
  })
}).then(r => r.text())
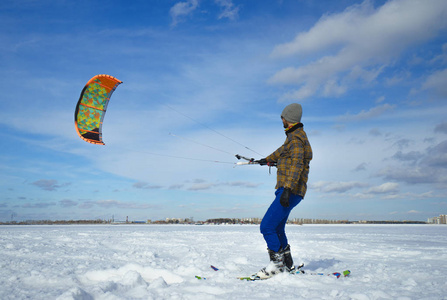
top-left (254, 103), bottom-right (312, 279)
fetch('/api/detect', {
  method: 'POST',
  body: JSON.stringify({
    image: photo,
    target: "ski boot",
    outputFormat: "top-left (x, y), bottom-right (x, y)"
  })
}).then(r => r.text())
top-left (282, 244), bottom-right (295, 272)
top-left (253, 248), bottom-right (285, 280)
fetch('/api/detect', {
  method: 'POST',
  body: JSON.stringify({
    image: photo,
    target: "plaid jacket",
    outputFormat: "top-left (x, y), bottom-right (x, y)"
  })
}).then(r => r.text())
top-left (266, 123), bottom-right (312, 197)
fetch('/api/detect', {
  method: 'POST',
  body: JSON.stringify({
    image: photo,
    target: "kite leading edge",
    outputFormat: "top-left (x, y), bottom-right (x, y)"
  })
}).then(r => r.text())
top-left (74, 74), bottom-right (122, 145)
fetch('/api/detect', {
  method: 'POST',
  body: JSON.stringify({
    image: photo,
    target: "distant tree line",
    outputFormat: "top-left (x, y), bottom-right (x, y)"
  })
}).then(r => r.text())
top-left (0, 219), bottom-right (108, 225)
top-left (203, 218), bottom-right (427, 225)
top-left (353, 220), bottom-right (426, 224)
top-left (0, 218), bottom-right (429, 225)
top-left (204, 218), bottom-right (352, 225)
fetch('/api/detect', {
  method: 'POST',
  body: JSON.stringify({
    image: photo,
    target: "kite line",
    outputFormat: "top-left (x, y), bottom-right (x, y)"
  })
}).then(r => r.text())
top-left (163, 103), bottom-right (265, 158)
top-left (74, 74), bottom-right (265, 165)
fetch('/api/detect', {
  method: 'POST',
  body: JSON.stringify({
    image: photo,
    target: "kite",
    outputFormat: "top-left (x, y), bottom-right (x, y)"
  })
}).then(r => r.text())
top-left (74, 74), bottom-right (122, 145)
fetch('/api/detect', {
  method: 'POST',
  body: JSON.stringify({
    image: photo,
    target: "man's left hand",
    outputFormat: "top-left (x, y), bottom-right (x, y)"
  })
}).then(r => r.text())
top-left (280, 188), bottom-right (291, 207)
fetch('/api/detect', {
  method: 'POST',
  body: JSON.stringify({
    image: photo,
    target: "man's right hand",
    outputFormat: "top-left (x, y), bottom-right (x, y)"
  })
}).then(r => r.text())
top-left (255, 158), bottom-right (268, 165)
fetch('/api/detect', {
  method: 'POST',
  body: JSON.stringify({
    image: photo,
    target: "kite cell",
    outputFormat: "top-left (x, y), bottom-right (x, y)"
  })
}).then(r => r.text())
top-left (74, 74), bottom-right (122, 145)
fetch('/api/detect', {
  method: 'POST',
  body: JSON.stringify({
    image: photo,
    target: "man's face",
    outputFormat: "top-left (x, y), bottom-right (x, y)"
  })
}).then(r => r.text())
top-left (281, 117), bottom-right (288, 128)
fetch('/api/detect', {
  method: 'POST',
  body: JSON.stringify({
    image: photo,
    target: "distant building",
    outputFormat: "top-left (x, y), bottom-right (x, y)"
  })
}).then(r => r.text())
top-left (427, 215), bottom-right (447, 224)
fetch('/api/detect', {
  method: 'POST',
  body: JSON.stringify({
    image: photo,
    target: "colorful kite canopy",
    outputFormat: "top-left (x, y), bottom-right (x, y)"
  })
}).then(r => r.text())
top-left (74, 74), bottom-right (122, 145)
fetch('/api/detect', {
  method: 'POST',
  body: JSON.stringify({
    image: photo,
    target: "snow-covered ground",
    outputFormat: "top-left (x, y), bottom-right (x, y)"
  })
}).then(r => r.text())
top-left (1, 224), bottom-right (446, 300)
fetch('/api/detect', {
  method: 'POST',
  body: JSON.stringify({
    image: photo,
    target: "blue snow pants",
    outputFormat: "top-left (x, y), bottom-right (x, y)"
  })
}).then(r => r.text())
top-left (260, 187), bottom-right (302, 252)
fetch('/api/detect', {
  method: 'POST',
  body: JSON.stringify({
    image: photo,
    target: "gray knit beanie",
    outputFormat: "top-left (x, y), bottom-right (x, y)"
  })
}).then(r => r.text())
top-left (281, 103), bottom-right (302, 123)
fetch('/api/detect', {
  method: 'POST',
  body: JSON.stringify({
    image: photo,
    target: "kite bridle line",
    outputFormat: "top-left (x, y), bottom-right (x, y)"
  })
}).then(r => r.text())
top-left (118, 147), bottom-right (235, 165)
top-left (168, 132), bottom-right (234, 156)
top-left (168, 133), bottom-right (273, 168)
top-left (161, 104), bottom-right (271, 166)
top-left (112, 141), bottom-right (266, 167)
top-left (162, 103), bottom-right (265, 158)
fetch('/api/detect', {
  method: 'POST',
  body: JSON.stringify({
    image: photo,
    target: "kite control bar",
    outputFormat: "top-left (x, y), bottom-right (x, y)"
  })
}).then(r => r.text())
top-left (235, 154), bottom-right (254, 163)
top-left (235, 154), bottom-right (277, 167)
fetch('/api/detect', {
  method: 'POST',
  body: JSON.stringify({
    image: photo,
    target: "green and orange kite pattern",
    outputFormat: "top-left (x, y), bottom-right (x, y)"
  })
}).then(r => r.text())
top-left (74, 74), bottom-right (122, 145)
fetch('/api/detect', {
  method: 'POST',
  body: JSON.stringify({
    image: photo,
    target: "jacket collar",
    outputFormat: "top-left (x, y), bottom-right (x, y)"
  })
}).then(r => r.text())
top-left (285, 123), bottom-right (303, 135)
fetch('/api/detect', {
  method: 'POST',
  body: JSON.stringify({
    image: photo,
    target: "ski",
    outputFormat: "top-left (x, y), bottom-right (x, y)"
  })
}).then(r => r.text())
top-left (195, 265), bottom-right (218, 280)
top-left (237, 264), bottom-right (350, 281)
top-left (237, 263), bottom-right (304, 281)
top-left (294, 269), bottom-right (351, 279)
top-left (196, 264), bottom-right (350, 281)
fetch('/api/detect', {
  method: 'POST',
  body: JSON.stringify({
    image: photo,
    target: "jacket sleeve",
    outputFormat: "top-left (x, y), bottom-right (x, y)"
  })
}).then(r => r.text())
top-left (285, 137), bottom-right (304, 189)
top-left (265, 144), bottom-right (284, 163)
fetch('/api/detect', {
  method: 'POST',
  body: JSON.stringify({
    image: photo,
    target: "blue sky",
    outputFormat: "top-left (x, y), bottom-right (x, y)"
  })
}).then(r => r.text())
top-left (1, 0), bottom-right (446, 222)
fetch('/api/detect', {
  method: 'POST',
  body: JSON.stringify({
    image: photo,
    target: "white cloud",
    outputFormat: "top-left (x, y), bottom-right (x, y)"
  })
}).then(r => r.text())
top-left (339, 103), bottom-right (395, 122)
top-left (375, 96), bottom-right (385, 104)
top-left (391, 150), bottom-right (421, 164)
top-left (170, 0), bottom-right (199, 26)
top-left (379, 140), bottom-right (447, 185)
top-left (186, 180), bottom-right (261, 191)
top-left (434, 122), bottom-right (447, 134)
top-left (94, 200), bottom-right (157, 209)
top-left (188, 182), bottom-right (216, 191)
top-left (22, 202), bottom-right (56, 208)
top-left (269, 0), bottom-right (447, 100)
top-left (421, 140), bottom-right (447, 168)
top-left (429, 43), bottom-right (447, 65)
top-left (379, 167), bottom-right (437, 184)
top-left (226, 181), bottom-right (260, 188)
top-left (215, 0), bottom-right (239, 20)
top-left (421, 68), bottom-right (447, 97)
top-left (133, 182), bottom-right (163, 189)
top-left (31, 179), bottom-right (70, 191)
top-left (169, 0), bottom-right (239, 26)
top-left (366, 182), bottom-right (399, 194)
top-left (353, 162), bottom-right (367, 172)
top-left (59, 199), bottom-right (78, 208)
top-left (310, 181), bottom-right (369, 193)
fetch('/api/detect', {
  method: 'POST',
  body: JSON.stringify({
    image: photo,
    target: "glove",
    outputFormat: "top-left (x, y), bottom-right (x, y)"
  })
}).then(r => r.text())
top-left (280, 188), bottom-right (291, 207)
top-left (255, 158), bottom-right (268, 166)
